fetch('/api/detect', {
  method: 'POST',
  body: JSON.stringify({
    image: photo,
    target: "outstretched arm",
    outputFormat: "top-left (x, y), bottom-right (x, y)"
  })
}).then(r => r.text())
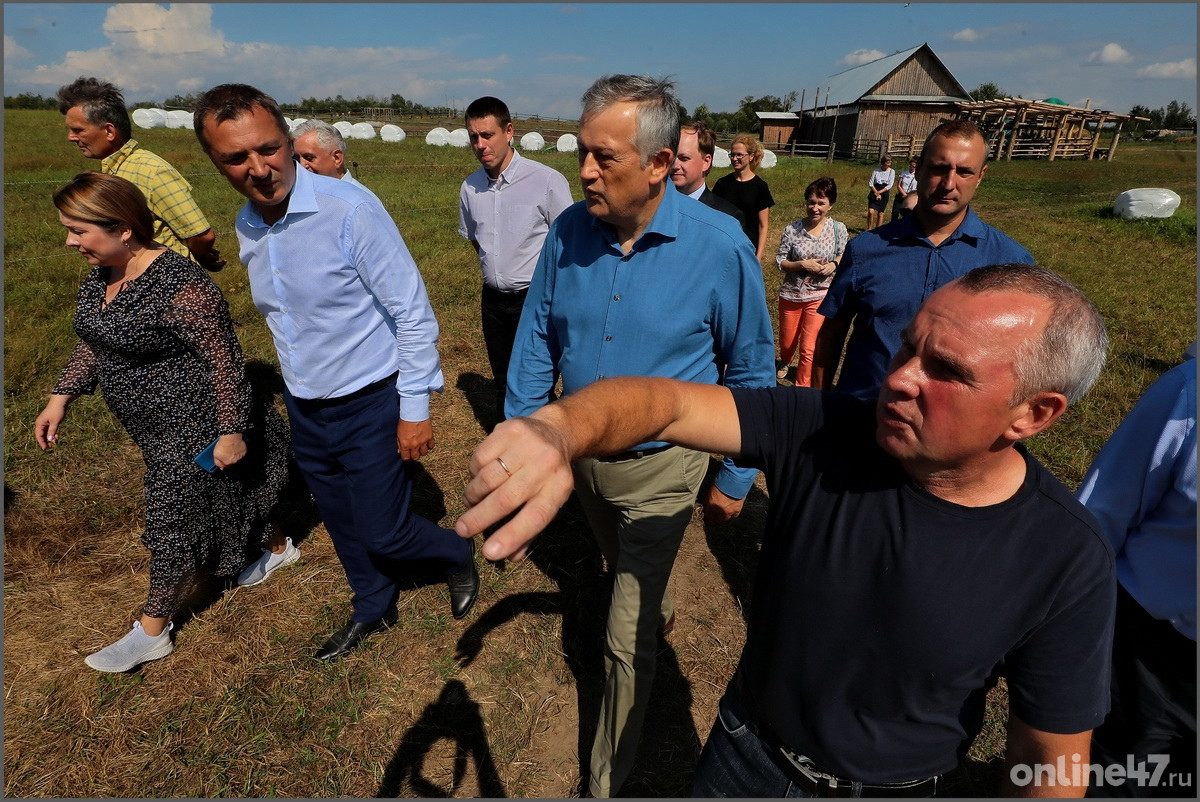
top-left (1001, 713), bottom-right (1092, 797)
top-left (455, 377), bottom-right (742, 562)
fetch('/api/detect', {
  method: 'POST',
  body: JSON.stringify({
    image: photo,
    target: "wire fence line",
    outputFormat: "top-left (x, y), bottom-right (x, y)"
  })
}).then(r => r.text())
top-left (2, 163), bottom-right (481, 188)
top-left (4, 200), bottom-right (462, 267)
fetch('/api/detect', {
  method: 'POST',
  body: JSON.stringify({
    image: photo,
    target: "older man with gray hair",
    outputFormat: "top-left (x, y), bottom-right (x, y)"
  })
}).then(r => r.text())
top-left (292, 118), bottom-right (374, 197)
top-left (462, 263), bottom-right (1117, 798)
top-left (503, 74), bottom-right (774, 797)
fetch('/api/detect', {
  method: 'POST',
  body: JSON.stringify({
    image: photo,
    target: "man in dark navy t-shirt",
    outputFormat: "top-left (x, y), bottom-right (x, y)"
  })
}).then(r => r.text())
top-left (457, 263), bottom-right (1116, 797)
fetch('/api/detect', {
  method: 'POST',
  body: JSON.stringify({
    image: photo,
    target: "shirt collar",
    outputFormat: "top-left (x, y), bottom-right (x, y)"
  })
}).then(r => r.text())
top-left (497, 148), bottom-right (524, 183)
top-left (900, 205), bottom-right (985, 245)
top-left (101, 138), bottom-right (138, 172)
top-left (589, 180), bottom-right (680, 249)
top-left (238, 162), bottom-right (314, 229)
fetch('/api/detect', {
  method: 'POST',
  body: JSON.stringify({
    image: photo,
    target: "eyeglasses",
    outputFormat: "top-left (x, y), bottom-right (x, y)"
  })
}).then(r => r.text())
top-left (730, 152), bottom-right (748, 159)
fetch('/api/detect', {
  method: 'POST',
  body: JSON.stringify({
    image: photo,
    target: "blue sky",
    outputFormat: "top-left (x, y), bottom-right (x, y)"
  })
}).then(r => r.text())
top-left (4, 3), bottom-right (1195, 119)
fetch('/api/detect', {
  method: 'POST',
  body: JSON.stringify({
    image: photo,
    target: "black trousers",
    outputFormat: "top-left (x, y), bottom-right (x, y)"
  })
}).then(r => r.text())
top-left (1088, 586), bottom-right (1196, 797)
top-left (481, 283), bottom-right (528, 420)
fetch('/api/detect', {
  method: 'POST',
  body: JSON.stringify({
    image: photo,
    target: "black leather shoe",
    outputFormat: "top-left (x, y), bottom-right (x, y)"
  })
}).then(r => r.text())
top-left (447, 540), bottom-right (480, 620)
top-left (314, 618), bottom-right (388, 661)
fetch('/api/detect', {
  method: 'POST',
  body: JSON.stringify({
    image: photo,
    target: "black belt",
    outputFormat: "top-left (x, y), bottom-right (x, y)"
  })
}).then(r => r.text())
top-left (596, 444), bottom-right (676, 462)
top-left (482, 283), bottom-right (528, 297)
top-left (734, 670), bottom-right (939, 798)
top-left (299, 372), bottom-right (397, 409)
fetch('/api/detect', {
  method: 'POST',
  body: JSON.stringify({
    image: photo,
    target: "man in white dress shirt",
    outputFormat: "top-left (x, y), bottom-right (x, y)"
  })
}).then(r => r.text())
top-left (458, 96), bottom-right (573, 422)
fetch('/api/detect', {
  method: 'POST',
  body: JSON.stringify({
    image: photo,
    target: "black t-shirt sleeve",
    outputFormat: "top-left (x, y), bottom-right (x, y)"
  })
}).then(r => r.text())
top-left (758, 177), bottom-right (775, 209)
top-left (1003, 515), bottom-right (1117, 734)
top-left (732, 386), bottom-right (825, 470)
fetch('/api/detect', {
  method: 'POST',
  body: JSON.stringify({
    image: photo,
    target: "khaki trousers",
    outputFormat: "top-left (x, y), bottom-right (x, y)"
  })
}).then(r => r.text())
top-left (572, 446), bottom-right (709, 797)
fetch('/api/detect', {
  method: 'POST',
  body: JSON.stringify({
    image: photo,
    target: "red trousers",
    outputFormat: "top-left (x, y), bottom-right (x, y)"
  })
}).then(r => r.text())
top-left (778, 297), bottom-right (825, 387)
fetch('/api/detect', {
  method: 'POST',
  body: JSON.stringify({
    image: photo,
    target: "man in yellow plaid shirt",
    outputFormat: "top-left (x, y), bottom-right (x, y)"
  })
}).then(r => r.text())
top-left (57, 77), bottom-right (225, 272)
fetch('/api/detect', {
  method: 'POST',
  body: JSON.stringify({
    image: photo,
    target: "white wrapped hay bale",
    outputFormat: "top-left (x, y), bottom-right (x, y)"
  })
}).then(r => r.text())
top-left (556, 133), bottom-right (577, 153)
top-left (448, 128), bottom-right (470, 147)
top-left (425, 127), bottom-right (451, 146)
top-left (349, 122), bottom-right (376, 140)
top-left (1113, 188), bottom-right (1181, 219)
top-left (132, 108), bottom-right (167, 129)
top-left (712, 147), bottom-right (731, 168)
top-left (519, 131), bottom-right (546, 151)
top-left (760, 149), bottom-right (778, 169)
top-left (166, 109), bottom-right (192, 129)
top-left (380, 124), bottom-right (406, 143)
top-left (332, 120), bottom-right (355, 137)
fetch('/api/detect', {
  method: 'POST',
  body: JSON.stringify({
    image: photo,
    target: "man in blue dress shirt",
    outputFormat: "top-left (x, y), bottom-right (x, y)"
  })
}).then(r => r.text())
top-left (504, 74), bottom-right (774, 797)
top-left (813, 119), bottom-right (1034, 401)
top-left (193, 84), bottom-right (478, 661)
top-left (1077, 346), bottom-right (1196, 796)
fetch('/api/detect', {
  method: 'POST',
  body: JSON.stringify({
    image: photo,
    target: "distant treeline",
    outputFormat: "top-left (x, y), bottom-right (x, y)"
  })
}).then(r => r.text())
top-left (4, 89), bottom-right (794, 133)
top-left (1, 90), bottom-right (454, 117)
top-left (8, 88), bottom-right (1195, 135)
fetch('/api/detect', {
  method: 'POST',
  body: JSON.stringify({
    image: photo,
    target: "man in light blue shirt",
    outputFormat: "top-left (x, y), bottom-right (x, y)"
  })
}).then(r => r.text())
top-left (505, 74), bottom-right (774, 797)
top-left (193, 84), bottom-right (478, 661)
top-left (292, 118), bottom-right (377, 199)
top-left (1077, 346), bottom-right (1196, 793)
top-left (459, 96), bottom-right (573, 422)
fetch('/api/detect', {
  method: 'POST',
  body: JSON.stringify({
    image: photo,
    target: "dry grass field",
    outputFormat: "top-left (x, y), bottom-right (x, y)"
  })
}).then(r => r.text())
top-left (3, 109), bottom-right (1195, 797)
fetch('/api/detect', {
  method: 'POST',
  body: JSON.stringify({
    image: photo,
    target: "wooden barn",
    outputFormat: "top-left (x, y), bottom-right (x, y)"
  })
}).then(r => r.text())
top-left (757, 112), bottom-right (800, 148)
top-left (785, 43), bottom-right (971, 159)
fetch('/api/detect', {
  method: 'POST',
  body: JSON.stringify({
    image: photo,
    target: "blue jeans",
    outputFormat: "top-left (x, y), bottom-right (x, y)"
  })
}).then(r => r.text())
top-left (284, 382), bottom-right (470, 622)
top-left (691, 678), bottom-right (814, 798)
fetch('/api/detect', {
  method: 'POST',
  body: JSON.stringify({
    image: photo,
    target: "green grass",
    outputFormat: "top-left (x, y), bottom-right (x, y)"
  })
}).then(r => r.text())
top-left (3, 108), bottom-right (1196, 797)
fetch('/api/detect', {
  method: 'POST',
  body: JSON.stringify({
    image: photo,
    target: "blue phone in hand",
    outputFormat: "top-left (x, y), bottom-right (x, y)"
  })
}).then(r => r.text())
top-left (194, 437), bottom-right (220, 473)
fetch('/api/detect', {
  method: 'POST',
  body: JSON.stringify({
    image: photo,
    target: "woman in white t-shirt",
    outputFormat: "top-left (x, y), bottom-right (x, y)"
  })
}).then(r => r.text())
top-left (865, 155), bottom-right (894, 230)
top-left (891, 157), bottom-right (919, 221)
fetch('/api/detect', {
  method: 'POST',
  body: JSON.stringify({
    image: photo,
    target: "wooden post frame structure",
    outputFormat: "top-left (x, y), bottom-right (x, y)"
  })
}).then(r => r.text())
top-left (952, 97), bottom-right (1146, 161)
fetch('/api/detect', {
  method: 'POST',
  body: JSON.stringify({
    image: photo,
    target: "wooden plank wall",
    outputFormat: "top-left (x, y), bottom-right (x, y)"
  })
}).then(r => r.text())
top-left (874, 51), bottom-right (963, 97)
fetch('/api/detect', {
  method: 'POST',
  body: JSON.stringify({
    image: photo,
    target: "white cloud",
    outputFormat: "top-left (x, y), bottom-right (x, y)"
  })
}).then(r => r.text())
top-left (1137, 58), bottom-right (1196, 79)
top-left (841, 48), bottom-right (886, 67)
top-left (4, 35), bottom-right (33, 63)
top-left (4, 3), bottom-right (498, 104)
top-left (1087, 43), bottom-right (1132, 65)
top-left (952, 28), bottom-right (979, 43)
top-left (102, 3), bottom-right (226, 57)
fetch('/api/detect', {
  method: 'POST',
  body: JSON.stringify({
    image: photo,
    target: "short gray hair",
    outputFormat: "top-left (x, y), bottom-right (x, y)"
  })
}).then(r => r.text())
top-left (952, 264), bottom-right (1108, 404)
top-left (291, 119), bottom-right (346, 155)
top-left (580, 74), bottom-right (680, 166)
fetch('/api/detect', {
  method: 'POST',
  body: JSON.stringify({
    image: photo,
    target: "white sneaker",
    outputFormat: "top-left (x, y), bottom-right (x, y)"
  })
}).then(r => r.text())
top-left (84, 621), bottom-right (174, 673)
top-left (237, 537), bottom-right (301, 587)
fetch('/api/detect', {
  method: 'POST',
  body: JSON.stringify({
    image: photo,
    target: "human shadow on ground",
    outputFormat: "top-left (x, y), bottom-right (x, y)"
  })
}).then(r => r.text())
top-left (1114, 350), bottom-right (1183, 378)
top-left (377, 678), bottom-right (507, 798)
top-left (456, 371), bottom-right (501, 434)
top-left (700, 459), bottom-right (769, 623)
top-left (170, 361), bottom-right (320, 637)
top-left (455, 494), bottom-right (704, 796)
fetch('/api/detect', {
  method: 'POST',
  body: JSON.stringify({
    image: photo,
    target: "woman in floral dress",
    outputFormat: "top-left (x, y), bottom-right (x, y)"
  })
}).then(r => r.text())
top-left (35, 172), bottom-right (296, 672)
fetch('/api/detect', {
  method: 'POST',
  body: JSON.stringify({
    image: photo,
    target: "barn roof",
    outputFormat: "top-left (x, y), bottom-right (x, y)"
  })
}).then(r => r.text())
top-left (805, 43), bottom-right (971, 108)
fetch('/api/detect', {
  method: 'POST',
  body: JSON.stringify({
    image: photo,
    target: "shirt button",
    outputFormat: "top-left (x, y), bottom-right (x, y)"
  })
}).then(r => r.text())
top-left (605, 336), bottom-right (612, 341)
top-left (613, 295), bottom-right (620, 301)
